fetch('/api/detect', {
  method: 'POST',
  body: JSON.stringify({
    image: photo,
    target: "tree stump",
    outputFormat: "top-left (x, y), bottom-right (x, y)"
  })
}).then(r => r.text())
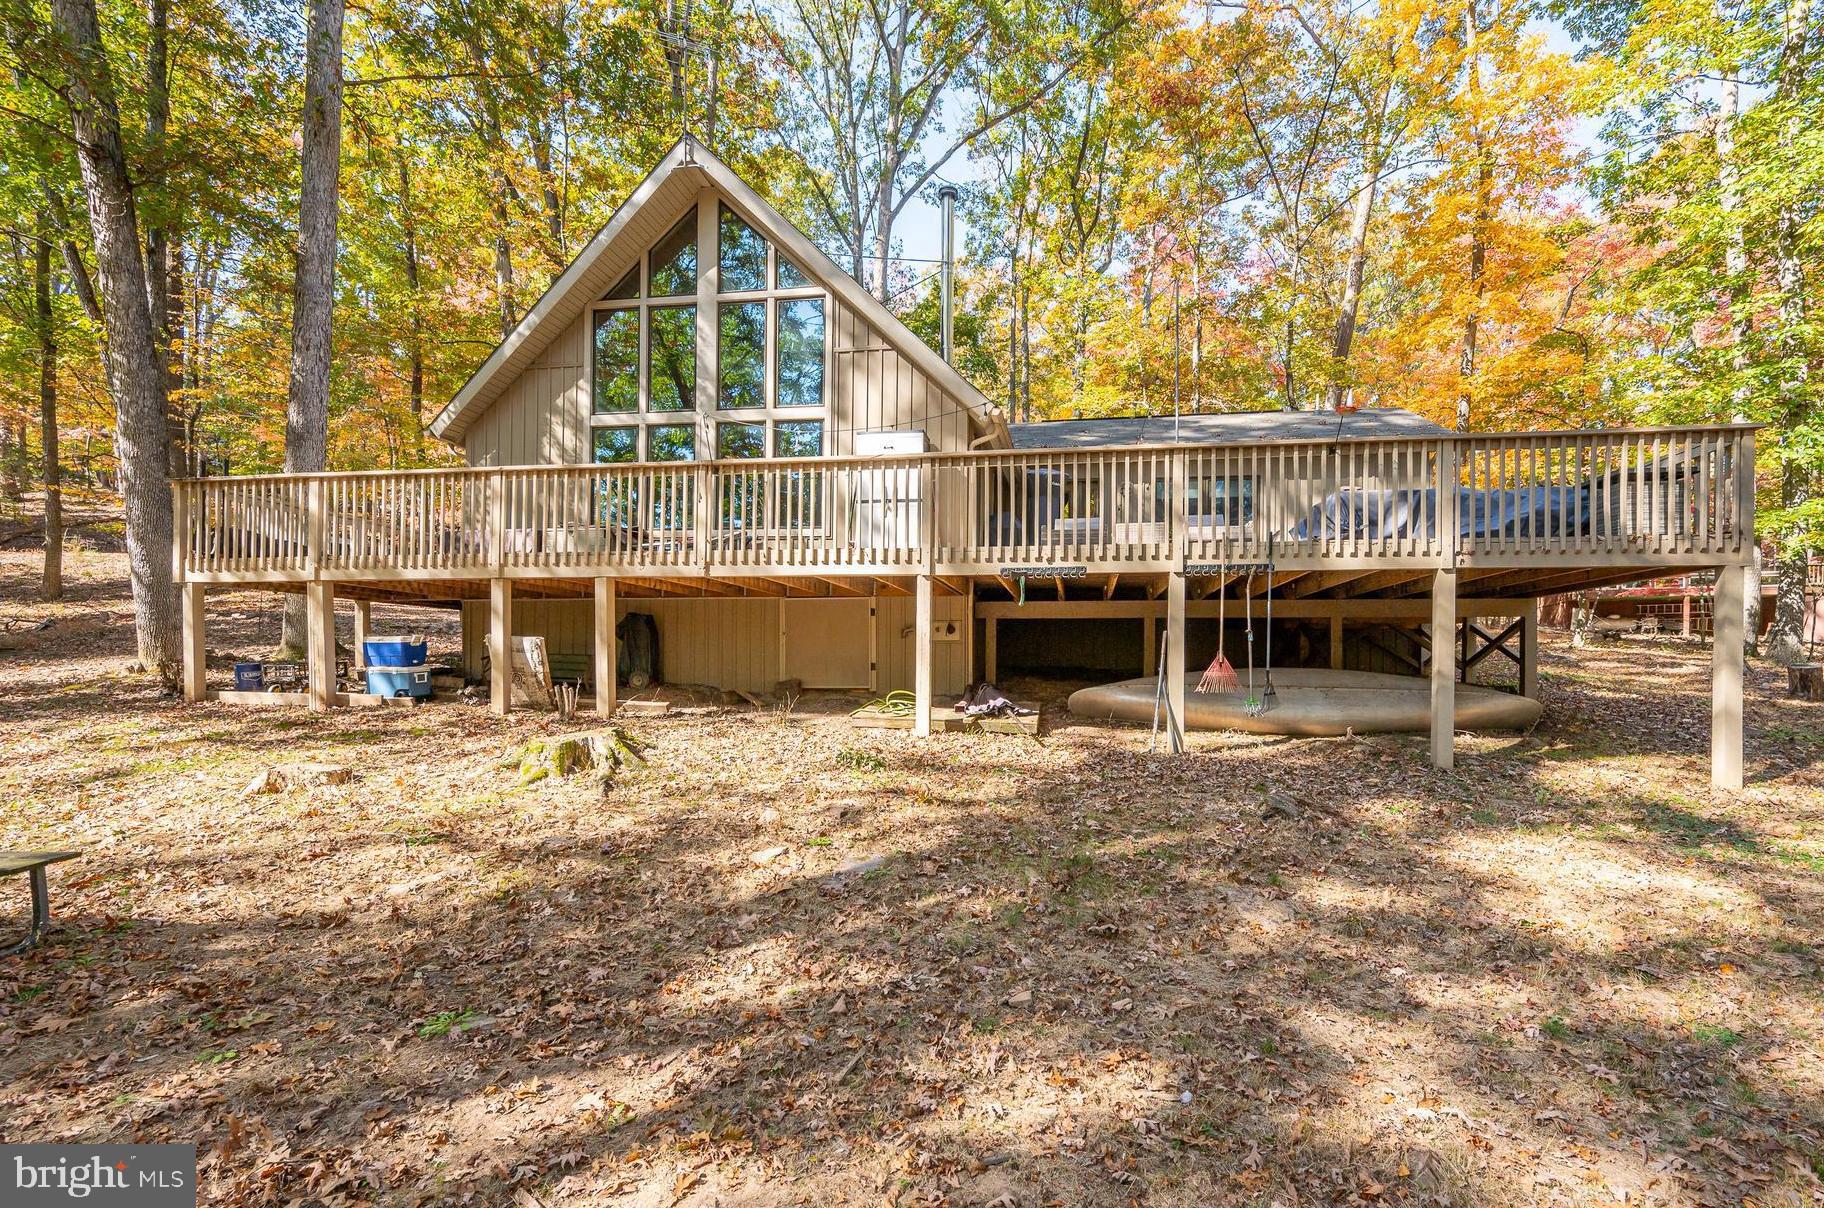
top-left (1789, 663), bottom-right (1824, 702)
top-left (510, 728), bottom-right (646, 790)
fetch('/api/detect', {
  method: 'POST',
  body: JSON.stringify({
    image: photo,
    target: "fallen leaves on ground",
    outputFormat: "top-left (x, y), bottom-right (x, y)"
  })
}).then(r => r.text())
top-left (2, 551), bottom-right (1822, 1206)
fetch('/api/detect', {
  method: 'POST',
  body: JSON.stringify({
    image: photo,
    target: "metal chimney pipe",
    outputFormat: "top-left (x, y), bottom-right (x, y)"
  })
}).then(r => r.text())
top-left (937, 184), bottom-right (958, 364)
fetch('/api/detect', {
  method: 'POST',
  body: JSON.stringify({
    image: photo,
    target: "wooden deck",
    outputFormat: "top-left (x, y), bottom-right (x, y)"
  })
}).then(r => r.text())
top-left (173, 425), bottom-right (1755, 601)
top-left (171, 423), bottom-right (1757, 788)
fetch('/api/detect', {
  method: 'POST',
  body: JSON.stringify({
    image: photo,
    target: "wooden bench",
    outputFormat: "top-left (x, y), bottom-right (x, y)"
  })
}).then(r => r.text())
top-left (2, 851), bottom-right (81, 957)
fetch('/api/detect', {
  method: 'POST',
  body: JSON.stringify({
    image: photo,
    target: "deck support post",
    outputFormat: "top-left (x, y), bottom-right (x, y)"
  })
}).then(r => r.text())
top-left (1165, 571), bottom-right (1186, 753)
top-left (1520, 600), bottom-right (1539, 699)
top-left (594, 577), bottom-right (617, 717)
top-left (306, 581), bottom-right (336, 712)
top-left (914, 574), bottom-right (934, 736)
top-left (1329, 614), bottom-right (1344, 670)
top-left (1712, 564), bottom-right (1745, 790)
top-left (1430, 569), bottom-right (1456, 769)
top-left (181, 582), bottom-right (206, 703)
top-left (352, 601), bottom-right (372, 663)
top-left (962, 588), bottom-right (975, 685)
top-left (489, 578), bottom-right (513, 717)
top-left (1142, 615), bottom-right (1157, 677)
top-left (984, 616), bottom-right (998, 684)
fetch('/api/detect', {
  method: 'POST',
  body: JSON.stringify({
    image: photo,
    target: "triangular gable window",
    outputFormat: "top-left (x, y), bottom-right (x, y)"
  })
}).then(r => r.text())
top-left (776, 254), bottom-right (812, 289)
top-left (602, 267), bottom-right (639, 301)
top-left (719, 204), bottom-right (767, 292)
top-left (649, 210), bottom-right (698, 297)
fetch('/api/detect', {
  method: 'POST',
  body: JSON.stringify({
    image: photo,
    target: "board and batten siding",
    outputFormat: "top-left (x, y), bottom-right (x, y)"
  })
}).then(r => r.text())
top-left (463, 313), bottom-right (592, 467)
top-left (461, 594), bottom-right (967, 696)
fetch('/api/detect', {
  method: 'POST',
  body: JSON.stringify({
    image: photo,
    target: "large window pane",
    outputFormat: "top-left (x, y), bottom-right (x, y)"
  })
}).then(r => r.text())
top-left (592, 427), bottom-right (636, 463)
top-left (776, 298), bottom-right (825, 407)
top-left (592, 309), bottom-right (639, 413)
top-left (719, 302), bottom-right (764, 410)
top-left (774, 421), bottom-right (824, 528)
top-left (647, 424), bottom-right (696, 462)
top-left (647, 305), bottom-right (695, 411)
top-left (592, 427), bottom-right (637, 528)
top-left (648, 209), bottom-right (697, 297)
top-left (719, 205), bottom-right (767, 292)
top-left (717, 422), bottom-right (765, 459)
top-left (776, 254), bottom-right (812, 289)
top-left (774, 420), bottom-right (823, 457)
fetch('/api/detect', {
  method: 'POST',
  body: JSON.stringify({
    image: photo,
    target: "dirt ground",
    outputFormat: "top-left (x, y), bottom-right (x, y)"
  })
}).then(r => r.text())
top-left (2, 550), bottom-right (1822, 1207)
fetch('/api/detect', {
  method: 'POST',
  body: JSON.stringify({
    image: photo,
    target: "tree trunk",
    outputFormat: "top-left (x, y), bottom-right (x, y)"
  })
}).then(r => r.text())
top-left (1570, 595), bottom-right (1595, 649)
top-left (1329, 166), bottom-right (1378, 409)
top-left (37, 210), bottom-right (62, 601)
top-left (51, 0), bottom-right (179, 679)
top-left (531, 120), bottom-right (564, 264)
top-left (1765, 549), bottom-right (1809, 665)
top-left (1456, 0), bottom-right (1485, 433)
top-left (279, 0), bottom-right (345, 658)
top-left (1743, 543), bottom-right (1763, 655)
top-left (1, 421), bottom-right (22, 503)
top-left (399, 157), bottom-right (426, 462)
top-left (492, 195), bottom-right (517, 336)
top-left (145, 0), bottom-right (185, 480)
top-left (1764, 0), bottom-right (1812, 666)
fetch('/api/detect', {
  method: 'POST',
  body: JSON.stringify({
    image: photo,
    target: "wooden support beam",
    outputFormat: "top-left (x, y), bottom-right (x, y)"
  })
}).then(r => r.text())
top-left (306, 580), bottom-right (336, 713)
top-left (1430, 569), bottom-right (1456, 769)
top-left (1328, 613), bottom-right (1343, 670)
top-left (1520, 600), bottom-right (1539, 699)
top-left (1142, 615), bottom-right (1157, 677)
top-left (182, 582), bottom-right (206, 703)
top-left (352, 600), bottom-right (372, 662)
top-left (810, 576), bottom-right (869, 597)
top-left (1285, 570), bottom-right (1376, 599)
top-left (594, 577), bottom-right (617, 717)
top-left (914, 574), bottom-right (934, 736)
top-left (1348, 569), bottom-right (1450, 598)
top-left (489, 578), bottom-right (512, 717)
top-left (984, 615), bottom-right (998, 683)
top-left (1103, 574), bottom-right (1119, 600)
top-left (1712, 564), bottom-right (1744, 790)
top-left (1166, 572), bottom-right (1186, 753)
top-left (1463, 619), bottom-right (1523, 674)
top-left (963, 588), bottom-right (976, 685)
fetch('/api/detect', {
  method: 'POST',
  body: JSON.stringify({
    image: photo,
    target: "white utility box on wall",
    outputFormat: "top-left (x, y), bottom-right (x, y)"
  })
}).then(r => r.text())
top-left (855, 429), bottom-right (927, 551)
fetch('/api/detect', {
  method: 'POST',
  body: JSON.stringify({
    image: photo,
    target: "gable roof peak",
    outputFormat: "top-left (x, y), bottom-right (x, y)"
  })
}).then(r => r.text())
top-left (430, 138), bottom-right (998, 444)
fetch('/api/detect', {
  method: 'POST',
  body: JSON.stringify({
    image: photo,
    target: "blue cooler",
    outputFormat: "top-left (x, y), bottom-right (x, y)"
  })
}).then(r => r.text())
top-left (363, 639), bottom-right (427, 668)
top-left (367, 665), bottom-right (432, 699)
top-left (234, 662), bottom-right (264, 691)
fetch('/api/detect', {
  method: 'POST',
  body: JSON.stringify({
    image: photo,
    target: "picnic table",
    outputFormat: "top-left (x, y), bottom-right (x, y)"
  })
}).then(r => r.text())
top-left (2, 851), bottom-right (81, 957)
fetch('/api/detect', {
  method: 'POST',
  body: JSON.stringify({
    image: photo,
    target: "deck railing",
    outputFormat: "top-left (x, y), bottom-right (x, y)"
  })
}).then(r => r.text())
top-left (172, 425), bottom-right (1755, 583)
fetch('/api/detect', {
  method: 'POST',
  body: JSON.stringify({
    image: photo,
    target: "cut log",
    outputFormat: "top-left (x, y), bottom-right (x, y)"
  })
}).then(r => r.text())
top-left (509, 635), bottom-right (554, 710)
top-left (240, 762), bottom-right (354, 796)
top-left (1789, 663), bottom-right (1823, 701)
